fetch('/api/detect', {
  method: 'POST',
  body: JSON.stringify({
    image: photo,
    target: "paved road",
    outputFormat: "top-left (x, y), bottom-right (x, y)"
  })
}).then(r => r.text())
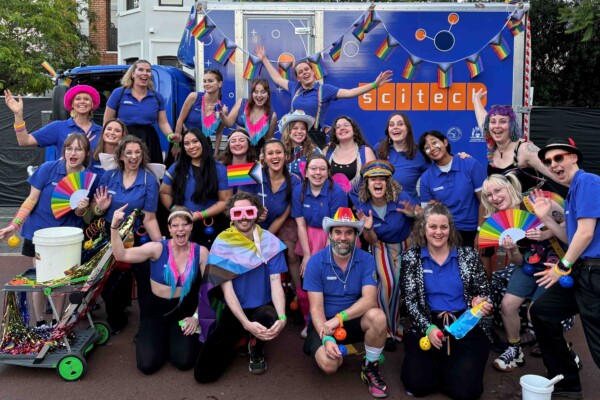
top-left (0, 255), bottom-right (597, 400)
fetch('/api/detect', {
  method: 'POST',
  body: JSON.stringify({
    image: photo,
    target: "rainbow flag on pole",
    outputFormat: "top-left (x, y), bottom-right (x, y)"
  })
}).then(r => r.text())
top-left (307, 53), bottom-right (327, 80)
top-left (227, 163), bottom-right (263, 187)
top-left (489, 33), bottom-right (510, 60)
top-left (375, 34), bottom-right (399, 62)
top-left (437, 62), bottom-right (453, 89)
top-left (243, 54), bottom-right (263, 80)
top-left (401, 55), bottom-right (423, 81)
top-left (329, 36), bottom-right (344, 63)
top-left (41, 61), bottom-right (56, 77)
top-left (466, 53), bottom-right (484, 78)
top-left (213, 38), bottom-right (237, 66)
top-left (191, 17), bottom-right (215, 42)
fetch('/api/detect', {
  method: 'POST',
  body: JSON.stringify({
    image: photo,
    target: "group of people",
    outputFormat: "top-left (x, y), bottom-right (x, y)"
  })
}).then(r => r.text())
top-left (1, 51), bottom-right (598, 400)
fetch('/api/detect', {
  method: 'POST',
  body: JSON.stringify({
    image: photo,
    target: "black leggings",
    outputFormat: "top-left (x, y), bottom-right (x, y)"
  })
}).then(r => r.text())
top-left (194, 304), bottom-right (277, 383)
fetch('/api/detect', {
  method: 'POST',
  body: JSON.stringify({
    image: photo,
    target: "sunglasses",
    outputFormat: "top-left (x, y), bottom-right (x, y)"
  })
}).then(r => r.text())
top-left (230, 206), bottom-right (258, 221)
top-left (541, 152), bottom-right (572, 167)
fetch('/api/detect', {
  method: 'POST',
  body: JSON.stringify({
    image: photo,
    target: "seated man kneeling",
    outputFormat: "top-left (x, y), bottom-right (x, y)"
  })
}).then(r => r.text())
top-left (303, 207), bottom-right (388, 398)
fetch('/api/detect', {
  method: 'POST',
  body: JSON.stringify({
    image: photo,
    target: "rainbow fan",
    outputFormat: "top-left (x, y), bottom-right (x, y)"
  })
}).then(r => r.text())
top-left (51, 172), bottom-right (97, 219)
top-left (478, 209), bottom-right (544, 248)
top-left (526, 191), bottom-right (565, 208)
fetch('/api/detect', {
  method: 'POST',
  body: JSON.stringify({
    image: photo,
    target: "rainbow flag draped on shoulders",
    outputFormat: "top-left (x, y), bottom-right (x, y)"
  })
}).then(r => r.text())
top-left (197, 225), bottom-right (287, 341)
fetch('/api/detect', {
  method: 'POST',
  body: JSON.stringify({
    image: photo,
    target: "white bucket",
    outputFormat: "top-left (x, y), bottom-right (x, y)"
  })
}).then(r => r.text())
top-left (520, 374), bottom-right (554, 400)
top-left (33, 227), bottom-right (84, 283)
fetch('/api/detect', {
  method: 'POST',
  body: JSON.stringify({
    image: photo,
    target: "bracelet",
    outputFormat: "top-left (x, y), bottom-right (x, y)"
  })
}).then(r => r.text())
top-left (339, 310), bottom-right (348, 322)
top-left (336, 313), bottom-right (344, 328)
top-left (173, 142), bottom-right (180, 148)
top-left (556, 260), bottom-right (571, 273)
top-left (111, 226), bottom-right (119, 230)
top-left (15, 126), bottom-right (26, 133)
top-left (9, 222), bottom-right (20, 230)
top-left (193, 312), bottom-right (199, 319)
top-left (426, 324), bottom-right (437, 336)
top-left (14, 122), bottom-right (26, 129)
top-left (12, 217), bottom-right (23, 226)
top-left (364, 226), bottom-right (373, 232)
top-left (167, 133), bottom-right (174, 143)
top-left (560, 258), bottom-right (574, 268)
top-left (554, 264), bottom-right (571, 276)
top-left (201, 210), bottom-right (208, 219)
top-left (94, 205), bottom-right (105, 216)
top-left (322, 335), bottom-right (337, 346)
top-left (278, 315), bottom-right (287, 321)
top-left (371, 81), bottom-right (378, 89)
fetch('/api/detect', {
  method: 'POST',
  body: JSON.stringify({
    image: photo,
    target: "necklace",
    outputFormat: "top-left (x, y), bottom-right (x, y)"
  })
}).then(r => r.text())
top-left (328, 245), bottom-right (356, 294)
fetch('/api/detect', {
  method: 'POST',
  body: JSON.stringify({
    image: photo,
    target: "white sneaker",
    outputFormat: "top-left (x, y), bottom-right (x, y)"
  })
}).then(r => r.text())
top-left (301, 326), bottom-right (308, 339)
top-left (493, 345), bottom-right (525, 372)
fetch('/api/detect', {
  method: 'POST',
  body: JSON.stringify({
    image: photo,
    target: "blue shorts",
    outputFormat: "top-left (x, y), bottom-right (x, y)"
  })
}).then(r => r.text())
top-left (505, 264), bottom-right (546, 301)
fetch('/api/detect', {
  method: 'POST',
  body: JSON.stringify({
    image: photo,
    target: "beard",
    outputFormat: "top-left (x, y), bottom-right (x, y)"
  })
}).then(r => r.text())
top-left (331, 239), bottom-right (354, 257)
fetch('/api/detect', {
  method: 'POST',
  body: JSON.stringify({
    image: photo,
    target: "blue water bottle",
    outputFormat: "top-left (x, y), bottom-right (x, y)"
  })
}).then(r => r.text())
top-left (445, 301), bottom-right (487, 340)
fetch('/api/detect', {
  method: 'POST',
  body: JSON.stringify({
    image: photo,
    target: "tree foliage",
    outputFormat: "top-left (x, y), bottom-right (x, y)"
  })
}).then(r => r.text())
top-left (0, 0), bottom-right (99, 94)
top-left (559, 0), bottom-right (600, 42)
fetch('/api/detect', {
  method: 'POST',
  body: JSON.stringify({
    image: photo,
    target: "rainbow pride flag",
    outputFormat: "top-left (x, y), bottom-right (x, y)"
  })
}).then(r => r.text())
top-left (489, 33), bottom-right (510, 60)
top-left (308, 53), bottom-right (327, 80)
top-left (352, 16), bottom-right (366, 42)
top-left (191, 17), bottom-right (215, 42)
top-left (41, 61), bottom-right (56, 77)
top-left (329, 36), bottom-right (344, 63)
top-left (375, 34), bottom-right (399, 62)
top-left (213, 38), bottom-right (237, 66)
top-left (466, 53), bottom-right (484, 78)
top-left (401, 55), bottom-right (423, 81)
top-left (437, 63), bottom-right (453, 89)
top-left (243, 54), bottom-right (262, 80)
top-left (227, 162), bottom-right (262, 187)
top-left (507, 19), bottom-right (524, 36)
top-left (363, 10), bottom-right (382, 34)
top-left (278, 62), bottom-right (293, 79)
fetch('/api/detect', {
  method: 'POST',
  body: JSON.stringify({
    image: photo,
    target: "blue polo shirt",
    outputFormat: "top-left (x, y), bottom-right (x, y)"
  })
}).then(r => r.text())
top-left (162, 161), bottom-right (228, 212)
top-left (421, 247), bottom-right (467, 312)
top-left (106, 87), bottom-right (165, 125)
top-left (98, 168), bottom-right (159, 223)
top-left (303, 247), bottom-right (377, 318)
top-left (373, 143), bottom-right (430, 203)
top-left (565, 170), bottom-right (600, 259)
top-left (419, 155), bottom-right (486, 231)
top-left (242, 170), bottom-right (301, 229)
top-left (183, 92), bottom-right (204, 131)
top-left (356, 192), bottom-right (414, 243)
top-left (32, 118), bottom-right (101, 152)
top-left (286, 81), bottom-right (339, 126)
top-left (231, 251), bottom-right (288, 309)
top-left (291, 180), bottom-right (348, 228)
top-left (21, 160), bottom-right (87, 241)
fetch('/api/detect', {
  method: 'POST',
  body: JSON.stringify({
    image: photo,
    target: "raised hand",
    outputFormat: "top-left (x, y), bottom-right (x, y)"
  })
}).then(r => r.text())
top-left (111, 203), bottom-right (129, 227)
top-left (356, 209), bottom-right (373, 231)
top-left (4, 90), bottom-right (24, 116)
top-left (94, 186), bottom-right (112, 212)
top-left (375, 70), bottom-right (393, 87)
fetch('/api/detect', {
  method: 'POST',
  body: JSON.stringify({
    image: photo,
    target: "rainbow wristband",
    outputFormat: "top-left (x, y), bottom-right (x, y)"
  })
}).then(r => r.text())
top-left (340, 310), bottom-right (348, 322)
top-left (14, 122), bottom-right (26, 129)
top-left (426, 325), bottom-right (437, 336)
top-left (322, 335), bottom-right (336, 346)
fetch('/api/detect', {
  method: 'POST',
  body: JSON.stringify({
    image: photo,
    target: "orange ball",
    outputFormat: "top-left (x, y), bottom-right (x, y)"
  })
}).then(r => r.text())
top-left (289, 300), bottom-right (299, 311)
top-left (334, 327), bottom-right (347, 341)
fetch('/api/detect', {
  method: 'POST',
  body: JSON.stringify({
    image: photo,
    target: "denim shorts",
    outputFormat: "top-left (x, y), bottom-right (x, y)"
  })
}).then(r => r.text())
top-left (506, 264), bottom-right (546, 301)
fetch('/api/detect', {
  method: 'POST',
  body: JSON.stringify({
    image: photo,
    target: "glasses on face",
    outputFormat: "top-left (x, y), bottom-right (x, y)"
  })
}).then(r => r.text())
top-left (541, 152), bottom-right (572, 167)
top-left (124, 150), bottom-right (142, 158)
top-left (484, 187), bottom-right (506, 201)
top-left (423, 142), bottom-right (442, 154)
top-left (307, 166), bottom-right (327, 172)
top-left (335, 123), bottom-right (352, 130)
top-left (230, 206), bottom-right (258, 221)
top-left (65, 147), bottom-right (84, 153)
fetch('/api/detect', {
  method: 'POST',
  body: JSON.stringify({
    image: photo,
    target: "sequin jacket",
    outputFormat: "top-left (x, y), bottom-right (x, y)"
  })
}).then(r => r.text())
top-left (401, 246), bottom-right (490, 336)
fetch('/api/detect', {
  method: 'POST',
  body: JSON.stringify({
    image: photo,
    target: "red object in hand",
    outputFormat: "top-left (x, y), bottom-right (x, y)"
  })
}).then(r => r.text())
top-left (334, 327), bottom-right (347, 341)
top-left (436, 331), bottom-right (444, 339)
top-left (290, 300), bottom-right (299, 311)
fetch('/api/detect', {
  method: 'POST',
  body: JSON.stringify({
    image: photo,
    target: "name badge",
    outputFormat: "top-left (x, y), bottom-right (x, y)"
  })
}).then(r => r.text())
top-left (123, 100), bottom-right (133, 105)
top-left (108, 190), bottom-right (116, 195)
top-left (423, 269), bottom-right (433, 274)
top-left (433, 186), bottom-right (444, 192)
top-left (303, 204), bottom-right (311, 208)
top-left (565, 211), bottom-right (570, 215)
top-left (373, 223), bottom-right (381, 228)
top-left (326, 276), bottom-right (337, 280)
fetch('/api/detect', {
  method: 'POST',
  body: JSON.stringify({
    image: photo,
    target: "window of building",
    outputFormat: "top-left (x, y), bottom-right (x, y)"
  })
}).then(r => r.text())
top-left (126, 0), bottom-right (139, 11)
top-left (107, 0), bottom-right (118, 51)
top-left (157, 56), bottom-right (182, 69)
top-left (159, 0), bottom-right (183, 6)
top-left (125, 57), bottom-right (139, 65)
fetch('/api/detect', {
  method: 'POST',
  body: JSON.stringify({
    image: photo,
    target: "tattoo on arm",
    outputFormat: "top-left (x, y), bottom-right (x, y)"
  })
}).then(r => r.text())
top-left (525, 142), bottom-right (540, 154)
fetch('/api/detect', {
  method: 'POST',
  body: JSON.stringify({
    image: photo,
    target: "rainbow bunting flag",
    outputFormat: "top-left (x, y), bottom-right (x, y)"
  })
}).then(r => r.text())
top-left (401, 55), bottom-right (423, 81)
top-left (507, 19), bottom-right (524, 36)
top-left (352, 15), bottom-right (366, 42)
top-left (278, 62), bottom-right (293, 79)
top-left (213, 38), bottom-right (237, 66)
top-left (227, 163), bottom-right (263, 187)
top-left (375, 34), bottom-right (399, 62)
top-left (191, 17), bottom-right (215, 42)
top-left (243, 54), bottom-right (263, 80)
top-left (489, 33), bottom-right (511, 60)
top-left (61, 77), bottom-right (72, 87)
top-left (363, 10), bottom-right (382, 34)
top-left (41, 61), bottom-right (56, 77)
top-left (307, 53), bottom-right (327, 80)
top-left (466, 53), bottom-right (484, 78)
top-left (437, 62), bottom-right (453, 89)
top-left (329, 36), bottom-right (344, 63)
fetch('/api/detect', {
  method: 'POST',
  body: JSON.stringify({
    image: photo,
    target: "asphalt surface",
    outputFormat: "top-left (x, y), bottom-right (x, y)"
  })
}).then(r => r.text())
top-left (0, 254), bottom-right (597, 400)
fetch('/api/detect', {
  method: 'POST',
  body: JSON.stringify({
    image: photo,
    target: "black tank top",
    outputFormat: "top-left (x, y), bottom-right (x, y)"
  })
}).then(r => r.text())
top-left (487, 141), bottom-right (544, 194)
top-left (330, 158), bottom-right (357, 182)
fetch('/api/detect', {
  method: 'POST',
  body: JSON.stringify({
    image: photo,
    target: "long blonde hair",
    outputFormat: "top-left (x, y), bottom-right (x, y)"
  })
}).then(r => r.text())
top-left (121, 60), bottom-right (155, 90)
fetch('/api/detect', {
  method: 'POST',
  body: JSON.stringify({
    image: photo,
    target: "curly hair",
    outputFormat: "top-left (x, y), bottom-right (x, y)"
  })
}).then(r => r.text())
top-left (328, 116), bottom-right (369, 150)
top-left (412, 202), bottom-right (461, 248)
top-left (481, 173), bottom-right (523, 217)
top-left (113, 135), bottom-right (150, 172)
top-left (358, 176), bottom-right (402, 204)
top-left (225, 191), bottom-right (265, 217)
top-left (93, 119), bottom-right (128, 162)
top-left (376, 112), bottom-right (418, 160)
top-left (121, 60), bottom-right (155, 90)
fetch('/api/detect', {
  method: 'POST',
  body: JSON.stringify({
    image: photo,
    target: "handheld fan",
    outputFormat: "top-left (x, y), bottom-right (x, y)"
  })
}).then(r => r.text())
top-left (478, 209), bottom-right (544, 248)
top-left (526, 190), bottom-right (565, 208)
top-left (51, 172), bottom-right (97, 219)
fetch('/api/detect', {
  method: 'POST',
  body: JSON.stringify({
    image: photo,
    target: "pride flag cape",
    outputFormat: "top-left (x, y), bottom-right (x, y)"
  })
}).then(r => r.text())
top-left (197, 226), bottom-right (287, 342)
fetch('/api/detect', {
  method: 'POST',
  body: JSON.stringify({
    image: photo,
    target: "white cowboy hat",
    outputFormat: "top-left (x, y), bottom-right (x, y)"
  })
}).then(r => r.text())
top-left (278, 110), bottom-right (316, 134)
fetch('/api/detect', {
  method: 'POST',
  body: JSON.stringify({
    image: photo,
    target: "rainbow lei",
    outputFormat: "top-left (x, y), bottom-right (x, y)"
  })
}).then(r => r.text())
top-left (164, 241), bottom-right (198, 304)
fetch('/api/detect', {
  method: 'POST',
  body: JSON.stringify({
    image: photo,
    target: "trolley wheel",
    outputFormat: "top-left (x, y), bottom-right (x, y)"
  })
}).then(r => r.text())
top-left (94, 321), bottom-right (111, 346)
top-left (57, 354), bottom-right (87, 381)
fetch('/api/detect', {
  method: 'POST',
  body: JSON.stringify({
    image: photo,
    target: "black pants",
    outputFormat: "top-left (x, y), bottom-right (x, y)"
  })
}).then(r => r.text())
top-left (101, 267), bottom-right (133, 332)
top-left (530, 263), bottom-right (600, 390)
top-left (401, 314), bottom-right (490, 400)
top-left (194, 304), bottom-right (277, 383)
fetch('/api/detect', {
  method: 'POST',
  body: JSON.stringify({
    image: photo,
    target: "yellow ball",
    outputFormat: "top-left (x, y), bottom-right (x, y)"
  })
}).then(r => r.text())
top-left (419, 336), bottom-right (431, 351)
top-left (83, 239), bottom-right (93, 250)
top-left (7, 235), bottom-right (20, 247)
